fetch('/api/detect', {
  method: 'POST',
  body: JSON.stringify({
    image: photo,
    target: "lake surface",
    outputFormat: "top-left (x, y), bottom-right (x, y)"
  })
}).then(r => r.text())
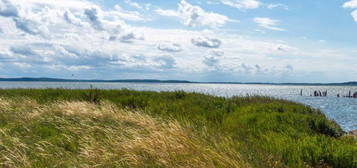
top-left (0, 82), bottom-right (356, 132)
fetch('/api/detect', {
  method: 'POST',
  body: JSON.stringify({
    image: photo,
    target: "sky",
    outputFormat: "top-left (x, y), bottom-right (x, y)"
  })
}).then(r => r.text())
top-left (0, 0), bottom-right (357, 83)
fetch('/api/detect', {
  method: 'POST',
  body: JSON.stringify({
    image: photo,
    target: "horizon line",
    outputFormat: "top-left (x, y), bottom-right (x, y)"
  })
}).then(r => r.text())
top-left (0, 77), bottom-right (356, 85)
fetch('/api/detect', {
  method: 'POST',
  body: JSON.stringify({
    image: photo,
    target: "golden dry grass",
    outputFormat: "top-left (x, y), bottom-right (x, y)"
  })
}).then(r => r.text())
top-left (0, 98), bottom-right (248, 168)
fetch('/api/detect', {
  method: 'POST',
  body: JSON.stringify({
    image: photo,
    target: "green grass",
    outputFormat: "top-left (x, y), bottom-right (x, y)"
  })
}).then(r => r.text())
top-left (0, 98), bottom-right (246, 168)
top-left (0, 89), bottom-right (355, 168)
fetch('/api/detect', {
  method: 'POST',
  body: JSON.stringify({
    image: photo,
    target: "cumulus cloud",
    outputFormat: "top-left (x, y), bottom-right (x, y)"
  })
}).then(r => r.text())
top-left (343, 0), bottom-right (357, 23)
top-left (157, 42), bottom-right (182, 52)
top-left (0, 51), bottom-right (14, 62)
top-left (154, 56), bottom-right (176, 69)
top-left (84, 7), bottom-right (103, 30)
top-left (0, 0), bottom-right (19, 17)
top-left (9, 44), bottom-right (53, 65)
top-left (343, 0), bottom-right (357, 8)
top-left (351, 10), bottom-right (357, 22)
top-left (240, 63), bottom-right (254, 74)
top-left (119, 32), bottom-right (144, 42)
top-left (109, 31), bottom-right (144, 43)
top-left (200, 50), bottom-right (225, 70)
top-left (63, 10), bottom-right (83, 26)
top-left (58, 46), bottom-right (115, 67)
top-left (0, 0), bottom-right (354, 81)
top-left (192, 36), bottom-right (222, 48)
top-left (253, 17), bottom-right (285, 31)
top-left (7, 43), bottom-right (134, 69)
top-left (237, 64), bottom-right (270, 75)
top-left (124, 0), bottom-right (142, 9)
top-left (118, 32), bottom-right (136, 42)
top-left (0, 0), bottom-right (151, 75)
top-left (10, 45), bottom-right (37, 56)
top-left (221, 0), bottom-right (261, 10)
top-left (13, 18), bottom-right (49, 36)
top-left (0, 0), bottom-right (50, 36)
top-left (111, 5), bottom-right (146, 22)
top-left (203, 56), bottom-right (220, 67)
top-left (156, 0), bottom-right (232, 28)
top-left (210, 50), bottom-right (224, 56)
top-left (0, 0), bottom-right (85, 36)
top-left (203, 50), bottom-right (224, 67)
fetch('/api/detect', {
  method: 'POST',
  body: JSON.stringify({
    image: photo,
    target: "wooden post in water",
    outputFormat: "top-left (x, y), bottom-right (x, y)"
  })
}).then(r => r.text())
top-left (300, 89), bottom-right (303, 96)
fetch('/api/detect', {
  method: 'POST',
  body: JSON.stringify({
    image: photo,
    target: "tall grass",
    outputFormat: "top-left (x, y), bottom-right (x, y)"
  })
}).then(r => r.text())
top-left (0, 89), bottom-right (355, 168)
top-left (0, 97), bottom-right (246, 167)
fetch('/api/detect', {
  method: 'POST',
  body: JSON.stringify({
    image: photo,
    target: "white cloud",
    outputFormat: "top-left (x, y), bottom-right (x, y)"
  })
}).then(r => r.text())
top-left (267, 3), bottom-right (288, 10)
top-left (84, 7), bottom-right (103, 30)
top-left (111, 5), bottom-right (146, 22)
top-left (221, 0), bottom-right (261, 10)
top-left (156, 0), bottom-right (232, 28)
top-left (0, 0), bottom-right (19, 17)
top-left (0, 0), bottom-right (149, 68)
top-left (206, 1), bottom-right (220, 5)
top-left (13, 18), bottom-right (48, 36)
top-left (19, 0), bottom-right (93, 9)
top-left (203, 55), bottom-right (220, 67)
top-left (155, 9), bottom-right (179, 17)
top-left (0, 0), bottom-right (355, 82)
top-left (63, 10), bottom-right (83, 26)
top-left (157, 42), bottom-right (183, 52)
top-left (203, 50), bottom-right (224, 68)
top-left (210, 49), bottom-right (224, 56)
top-left (351, 10), bottom-right (357, 22)
top-left (343, 0), bottom-right (357, 8)
top-left (116, 31), bottom-right (144, 43)
top-left (343, 1), bottom-right (357, 23)
top-left (191, 36), bottom-right (222, 48)
top-left (253, 17), bottom-right (285, 31)
top-left (154, 56), bottom-right (176, 69)
top-left (124, 0), bottom-right (142, 9)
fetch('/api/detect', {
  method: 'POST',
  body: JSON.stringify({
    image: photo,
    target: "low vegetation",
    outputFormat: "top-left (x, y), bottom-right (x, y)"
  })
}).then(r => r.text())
top-left (0, 98), bottom-right (246, 167)
top-left (0, 89), bottom-right (355, 168)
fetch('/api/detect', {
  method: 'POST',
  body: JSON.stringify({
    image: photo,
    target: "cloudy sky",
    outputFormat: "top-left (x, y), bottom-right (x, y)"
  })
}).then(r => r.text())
top-left (0, 0), bottom-right (357, 82)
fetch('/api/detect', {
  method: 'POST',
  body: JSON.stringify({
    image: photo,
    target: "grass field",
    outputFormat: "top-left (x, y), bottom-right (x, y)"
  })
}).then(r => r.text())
top-left (0, 89), bottom-right (355, 168)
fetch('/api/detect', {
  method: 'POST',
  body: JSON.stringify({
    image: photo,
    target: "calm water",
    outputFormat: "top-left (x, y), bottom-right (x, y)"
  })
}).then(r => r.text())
top-left (0, 82), bottom-right (356, 132)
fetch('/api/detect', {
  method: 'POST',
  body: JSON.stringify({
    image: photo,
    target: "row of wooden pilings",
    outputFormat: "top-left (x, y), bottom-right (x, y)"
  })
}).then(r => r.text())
top-left (299, 89), bottom-right (357, 98)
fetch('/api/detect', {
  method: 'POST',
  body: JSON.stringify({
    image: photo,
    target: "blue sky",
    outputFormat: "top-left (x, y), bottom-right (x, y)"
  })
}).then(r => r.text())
top-left (0, 0), bottom-right (357, 82)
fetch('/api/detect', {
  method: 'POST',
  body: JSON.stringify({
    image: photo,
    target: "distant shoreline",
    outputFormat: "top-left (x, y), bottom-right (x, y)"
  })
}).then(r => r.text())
top-left (0, 77), bottom-right (356, 86)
